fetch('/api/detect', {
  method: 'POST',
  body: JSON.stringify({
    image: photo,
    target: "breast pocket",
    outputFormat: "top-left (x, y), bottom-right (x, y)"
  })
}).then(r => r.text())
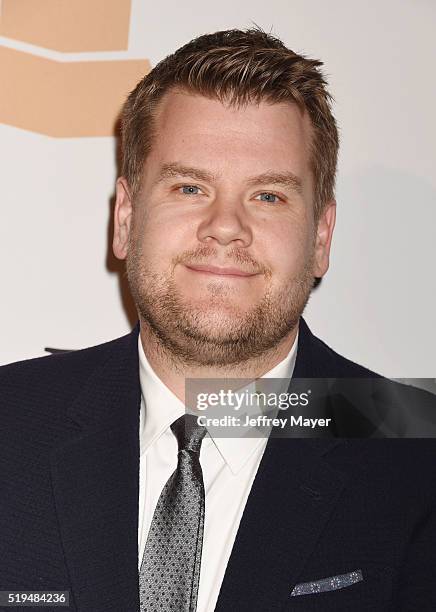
top-left (284, 565), bottom-right (395, 611)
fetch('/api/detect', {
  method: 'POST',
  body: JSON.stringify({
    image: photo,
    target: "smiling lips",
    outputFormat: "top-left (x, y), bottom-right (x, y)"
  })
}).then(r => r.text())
top-left (185, 264), bottom-right (258, 277)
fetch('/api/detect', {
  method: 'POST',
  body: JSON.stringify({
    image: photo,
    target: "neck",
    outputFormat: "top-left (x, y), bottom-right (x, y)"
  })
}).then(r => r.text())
top-left (138, 319), bottom-right (299, 404)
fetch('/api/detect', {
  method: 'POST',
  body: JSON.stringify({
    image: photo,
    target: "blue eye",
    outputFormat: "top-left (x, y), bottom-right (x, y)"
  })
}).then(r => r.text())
top-left (256, 192), bottom-right (281, 203)
top-left (181, 185), bottom-right (201, 195)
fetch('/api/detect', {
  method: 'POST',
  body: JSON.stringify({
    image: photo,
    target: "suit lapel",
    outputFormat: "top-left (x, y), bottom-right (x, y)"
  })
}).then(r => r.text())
top-left (215, 318), bottom-right (349, 610)
top-left (214, 437), bottom-right (349, 611)
top-left (49, 326), bottom-right (141, 612)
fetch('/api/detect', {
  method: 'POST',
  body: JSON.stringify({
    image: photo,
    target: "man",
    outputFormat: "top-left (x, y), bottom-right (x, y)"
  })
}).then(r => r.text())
top-left (1, 27), bottom-right (435, 612)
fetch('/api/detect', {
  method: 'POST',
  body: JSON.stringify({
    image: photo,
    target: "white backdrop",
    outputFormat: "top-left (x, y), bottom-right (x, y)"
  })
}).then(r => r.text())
top-left (1, 0), bottom-right (435, 377)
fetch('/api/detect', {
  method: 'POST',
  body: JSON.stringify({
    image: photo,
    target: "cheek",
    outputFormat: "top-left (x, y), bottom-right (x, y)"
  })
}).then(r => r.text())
top-left (132, 211), bottom-right (192, 269)
top-left (263, 220), bottom-right (314, 275)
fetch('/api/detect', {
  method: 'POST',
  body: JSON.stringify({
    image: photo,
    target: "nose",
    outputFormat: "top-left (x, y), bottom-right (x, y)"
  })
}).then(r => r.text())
top-left (196, 195), bottom-right (253, 247)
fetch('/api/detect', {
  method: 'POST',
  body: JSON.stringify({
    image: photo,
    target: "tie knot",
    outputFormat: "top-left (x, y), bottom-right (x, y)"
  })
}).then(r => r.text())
top-left (171, 414), bottom-right (207, 454)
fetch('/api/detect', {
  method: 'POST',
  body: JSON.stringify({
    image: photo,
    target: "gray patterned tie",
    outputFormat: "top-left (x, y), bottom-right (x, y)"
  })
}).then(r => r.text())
top-left (139, 414), bottom-right (207, 612)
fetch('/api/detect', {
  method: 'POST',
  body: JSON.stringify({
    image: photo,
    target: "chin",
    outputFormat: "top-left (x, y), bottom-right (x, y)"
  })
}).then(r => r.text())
top-left (186, 303), bottom-right (248, 324)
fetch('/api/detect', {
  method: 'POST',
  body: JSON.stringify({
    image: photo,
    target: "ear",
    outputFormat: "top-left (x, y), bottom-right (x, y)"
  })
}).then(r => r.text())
top-left (113, 177), bottom-right (133, 260)
top-left (313, 200), bottom-right (336, 278)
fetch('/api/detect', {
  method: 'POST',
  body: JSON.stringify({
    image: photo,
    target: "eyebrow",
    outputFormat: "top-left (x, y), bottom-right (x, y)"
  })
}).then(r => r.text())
top-left (155, 162), bottom-right (303, 195)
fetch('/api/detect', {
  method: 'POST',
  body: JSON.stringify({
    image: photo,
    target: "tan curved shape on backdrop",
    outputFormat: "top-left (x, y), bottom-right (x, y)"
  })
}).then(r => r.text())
top-left (0, 46), bottom-right (150, 137)
top-left (0, 0), bottom-right (151, 136)
top-left (0, 0), bottom-right (132, 52)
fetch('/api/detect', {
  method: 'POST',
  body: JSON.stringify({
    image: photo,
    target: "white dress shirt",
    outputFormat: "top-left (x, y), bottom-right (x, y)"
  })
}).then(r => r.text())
top-left (137, 333), bottom-right (298, 612)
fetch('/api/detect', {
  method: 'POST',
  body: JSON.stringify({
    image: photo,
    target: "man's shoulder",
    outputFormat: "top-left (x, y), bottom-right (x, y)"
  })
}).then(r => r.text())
top-left (315, 335), bottom-right (379, 377)
top-left (299, 318), bottom-right (436, 437)
top-left (299, 317), bottom-right (381, 379)
top-left (0, 327), bottom-right (137, 416)
top-left (1, 328), bottom-right (134, 377)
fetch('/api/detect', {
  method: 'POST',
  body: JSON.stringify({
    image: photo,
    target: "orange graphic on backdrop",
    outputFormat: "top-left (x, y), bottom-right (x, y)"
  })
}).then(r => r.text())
top-left (0, 0), bottom-right (132, 52)
top-left (0, 0), bottom-right (151, 136)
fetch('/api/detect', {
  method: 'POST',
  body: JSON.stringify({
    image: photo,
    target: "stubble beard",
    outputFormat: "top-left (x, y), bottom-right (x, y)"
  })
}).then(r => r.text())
top-left (126, 241), bottom-right (315, 368)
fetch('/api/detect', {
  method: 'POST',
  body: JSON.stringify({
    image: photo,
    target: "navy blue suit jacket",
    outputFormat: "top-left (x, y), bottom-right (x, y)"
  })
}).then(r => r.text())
top-left (1, 318), bottom-right (436, 611)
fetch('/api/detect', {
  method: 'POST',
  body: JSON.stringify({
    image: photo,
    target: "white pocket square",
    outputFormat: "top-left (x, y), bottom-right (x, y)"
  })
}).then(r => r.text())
top-left (291, 569), bottom-right (363, 596)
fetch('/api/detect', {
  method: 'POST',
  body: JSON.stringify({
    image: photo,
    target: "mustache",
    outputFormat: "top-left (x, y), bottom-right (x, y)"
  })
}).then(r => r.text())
top-left (174, 246), bottom-right (268, 275)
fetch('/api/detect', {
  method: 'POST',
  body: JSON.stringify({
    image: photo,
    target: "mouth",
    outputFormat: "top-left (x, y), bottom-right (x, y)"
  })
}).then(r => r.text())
top-left (185, 264), bottom-right (259, 278)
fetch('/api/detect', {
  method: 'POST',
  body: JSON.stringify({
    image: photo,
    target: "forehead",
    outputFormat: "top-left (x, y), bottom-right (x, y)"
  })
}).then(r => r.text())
top-left (150, 89), bottom-right (313, 174)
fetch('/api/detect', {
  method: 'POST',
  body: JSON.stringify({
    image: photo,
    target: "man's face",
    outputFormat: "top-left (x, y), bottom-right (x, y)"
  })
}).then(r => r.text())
top-left (114, 89), bottom-right (335, 367)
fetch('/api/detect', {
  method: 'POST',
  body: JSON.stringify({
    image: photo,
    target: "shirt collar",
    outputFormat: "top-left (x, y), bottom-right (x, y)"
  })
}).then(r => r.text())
top-left (138, 330), bottom-right (298, 475)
